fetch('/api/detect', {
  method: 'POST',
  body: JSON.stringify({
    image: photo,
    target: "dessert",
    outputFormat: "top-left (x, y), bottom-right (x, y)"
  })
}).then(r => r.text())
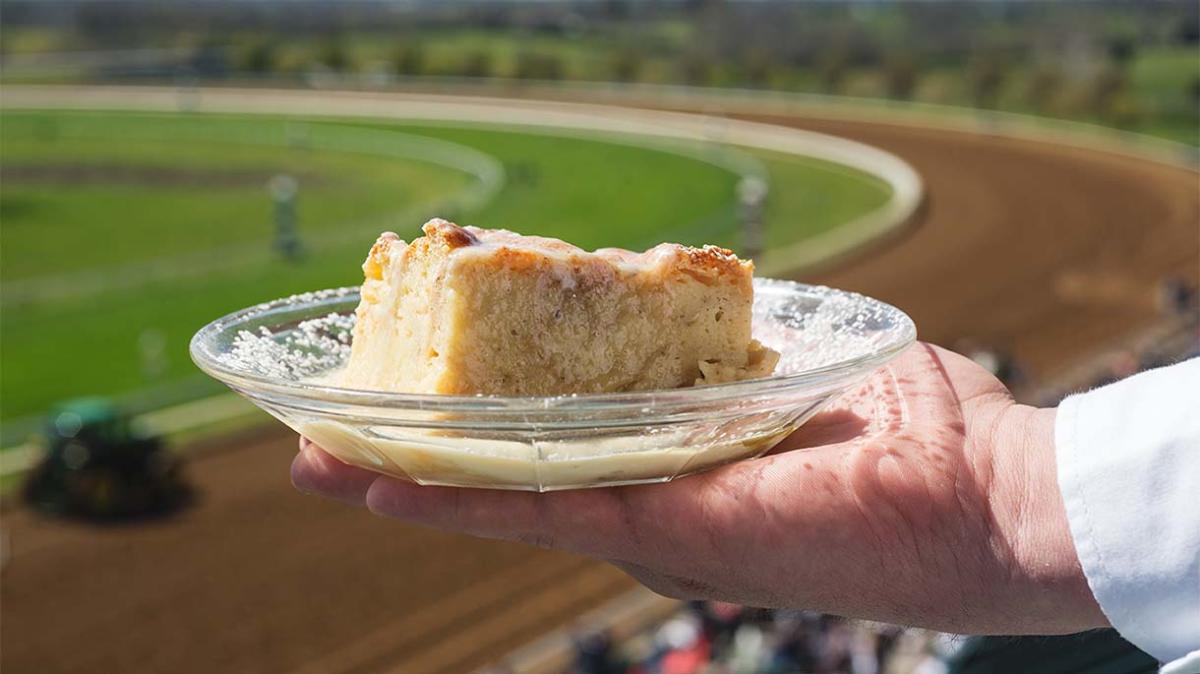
top-left (339, 218), bottom-right (778, 395)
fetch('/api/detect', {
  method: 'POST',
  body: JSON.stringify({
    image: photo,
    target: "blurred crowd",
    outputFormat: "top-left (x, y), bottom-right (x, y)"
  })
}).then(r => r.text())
top-left (569, 602), bottom-right (956, 674)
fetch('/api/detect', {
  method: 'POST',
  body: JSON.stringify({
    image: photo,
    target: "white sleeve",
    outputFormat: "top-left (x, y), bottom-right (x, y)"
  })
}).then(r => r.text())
top-left (1056, 357), bottom-right (1200, 671)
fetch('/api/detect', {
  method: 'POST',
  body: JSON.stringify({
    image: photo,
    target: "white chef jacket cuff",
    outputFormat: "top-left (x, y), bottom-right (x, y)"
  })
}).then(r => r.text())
top-left (1056, 358), bottom-right (1200, 668)
top-left (1161, 649), bottom-right (1200, 674)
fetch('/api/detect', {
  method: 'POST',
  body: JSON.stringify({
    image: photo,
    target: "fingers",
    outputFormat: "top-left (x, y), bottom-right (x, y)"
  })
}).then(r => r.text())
top-left (297, 432), bottom-right (846, 568)
top-left (773, 405), bottom-right (871, 453)
top-left (291, 437), bottom-right (655, 559)
top-left (362, 474), bottom-right (653, 561)
top-left (910, 343), bottom-right (1012, 411)
top-left (778, 343), bottom-right (965, 455)
top-left (856, 343), bottom-right (985, 437)
top-left (295, 436), bottom-right (899, 612)
top-left (291, 438), bottom-right (381, 507)
top-left (296, 435), bottom-right (802, 572)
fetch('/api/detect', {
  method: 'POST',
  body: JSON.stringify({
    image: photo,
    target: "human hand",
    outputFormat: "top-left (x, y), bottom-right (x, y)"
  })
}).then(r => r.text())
top-left (292, 343), bottom-right (1107, 634)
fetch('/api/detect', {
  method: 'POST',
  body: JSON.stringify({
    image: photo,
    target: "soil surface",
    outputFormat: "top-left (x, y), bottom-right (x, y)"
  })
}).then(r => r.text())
top-left (0, 431), bottom-right (635, 674)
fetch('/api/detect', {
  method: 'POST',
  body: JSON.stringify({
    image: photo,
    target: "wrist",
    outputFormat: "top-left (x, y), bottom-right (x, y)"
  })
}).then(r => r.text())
top-left (989, 404), bottom-right (1109, 632)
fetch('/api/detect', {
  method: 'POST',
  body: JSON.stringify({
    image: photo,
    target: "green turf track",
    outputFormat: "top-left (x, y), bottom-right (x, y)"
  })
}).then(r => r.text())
top-left (1, 110), bottom-right (889, 429)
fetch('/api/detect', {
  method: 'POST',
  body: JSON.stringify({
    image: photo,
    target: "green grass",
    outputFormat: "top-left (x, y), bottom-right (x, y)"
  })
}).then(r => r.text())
top-left (1128, 47), bottom-right (1200, 145)
top-left (362, 122), bottom-right (738, 250)
top-left (0, 109), bottom-right (891, 430)
top-left (0, 114), bottom-right (475, 278)
top-left (758, 151), bottom-right (892, 250)
top-left (1130, 47), bottom-right (1200, 102)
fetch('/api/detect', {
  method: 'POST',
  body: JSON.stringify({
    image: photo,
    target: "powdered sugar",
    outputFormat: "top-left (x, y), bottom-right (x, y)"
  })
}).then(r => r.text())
top-left (751, 279), bottom-right (909, 375)
top-left (209, 279), bottom-right (914, 387)
top-left (222, 309), bottom-right (355, 381)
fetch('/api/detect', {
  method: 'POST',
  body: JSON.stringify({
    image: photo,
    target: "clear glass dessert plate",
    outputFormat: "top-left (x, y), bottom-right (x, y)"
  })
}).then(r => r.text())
top-left (190, 279), bottom-right (916, 491)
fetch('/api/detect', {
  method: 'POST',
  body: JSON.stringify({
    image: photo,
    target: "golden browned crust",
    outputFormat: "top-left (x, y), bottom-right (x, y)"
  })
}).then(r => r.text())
top-left (423, 219), bottom-right (480, 249)
top-left (362, 232), bottom-right (402, 281)
top-left (406, 218), bottom-right (751, 282)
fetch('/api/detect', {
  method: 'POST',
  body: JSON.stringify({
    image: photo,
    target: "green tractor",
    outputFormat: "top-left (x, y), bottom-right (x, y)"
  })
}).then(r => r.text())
top-left (23, 397), bottom-right (191, 520)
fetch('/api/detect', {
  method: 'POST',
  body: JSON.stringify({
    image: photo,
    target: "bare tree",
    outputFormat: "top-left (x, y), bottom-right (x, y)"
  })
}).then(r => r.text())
top-left (741, 47), bottom-right (772, 88)
top-left (609, 47), bottom-right (643, 83)
top-left (235, 40), bottom-right (277, 75)
top-left (816, 48), bottom-right (848, 94)
top-left (1089, 63), bottom-right (1128, 117)
top-left (317, 38), bottom-right (350, 73)
top-left (967, 51), bottom-right (1007, 108)
top-left (1025, 65), bottom-right (1063, 114)
top-left (679, 51), bottom-right (714, 86)
top-left (393, 44), bottom-right (424, 77)
top-left (515, 52), bottom-right (564, 80)
top-left (883, 51), bottom-right (919, 100)
top-left (460, 50), bottom-right (493, 79)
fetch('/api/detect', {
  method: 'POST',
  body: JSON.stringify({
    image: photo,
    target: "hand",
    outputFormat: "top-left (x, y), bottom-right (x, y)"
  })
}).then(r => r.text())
top-left (292, 343), bottom-right (1107, 634)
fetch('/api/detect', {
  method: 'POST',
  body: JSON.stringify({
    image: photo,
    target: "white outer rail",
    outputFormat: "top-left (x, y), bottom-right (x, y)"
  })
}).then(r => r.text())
top-left (3, 85), bottom-right (925, 277)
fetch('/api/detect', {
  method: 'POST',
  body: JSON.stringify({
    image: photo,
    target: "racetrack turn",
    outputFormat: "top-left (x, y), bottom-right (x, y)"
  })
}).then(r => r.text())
top-left (2, 91), bottom-right (1196, 674)
top-left (752, 113), bottom-right (1198, 383)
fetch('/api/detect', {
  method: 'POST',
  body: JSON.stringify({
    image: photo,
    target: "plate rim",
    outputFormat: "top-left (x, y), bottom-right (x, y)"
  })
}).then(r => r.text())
top-left (189, 278), bottom-right (917, 412)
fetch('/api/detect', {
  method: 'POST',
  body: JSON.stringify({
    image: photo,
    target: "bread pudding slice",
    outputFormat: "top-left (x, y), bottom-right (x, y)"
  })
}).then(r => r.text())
top-left (338, 219), bottom-right (778, 395)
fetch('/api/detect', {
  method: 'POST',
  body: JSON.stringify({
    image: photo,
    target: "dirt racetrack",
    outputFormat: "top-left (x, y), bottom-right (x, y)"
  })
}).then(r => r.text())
top-left (1, 430), bottom-right (637, 674)
top-left (2, 103), bottom-right (1197, 674)
top-left (755, 114), bottom-right (1199, 383)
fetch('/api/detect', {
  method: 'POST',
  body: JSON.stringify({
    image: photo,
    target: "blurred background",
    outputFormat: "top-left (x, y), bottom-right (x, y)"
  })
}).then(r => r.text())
top-left (1, 1), bottom-right (1197, 673)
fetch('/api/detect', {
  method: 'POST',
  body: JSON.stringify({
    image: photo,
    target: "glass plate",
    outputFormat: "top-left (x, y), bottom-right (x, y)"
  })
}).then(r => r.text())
top-left (190, 279), bottom-right (916, 491)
